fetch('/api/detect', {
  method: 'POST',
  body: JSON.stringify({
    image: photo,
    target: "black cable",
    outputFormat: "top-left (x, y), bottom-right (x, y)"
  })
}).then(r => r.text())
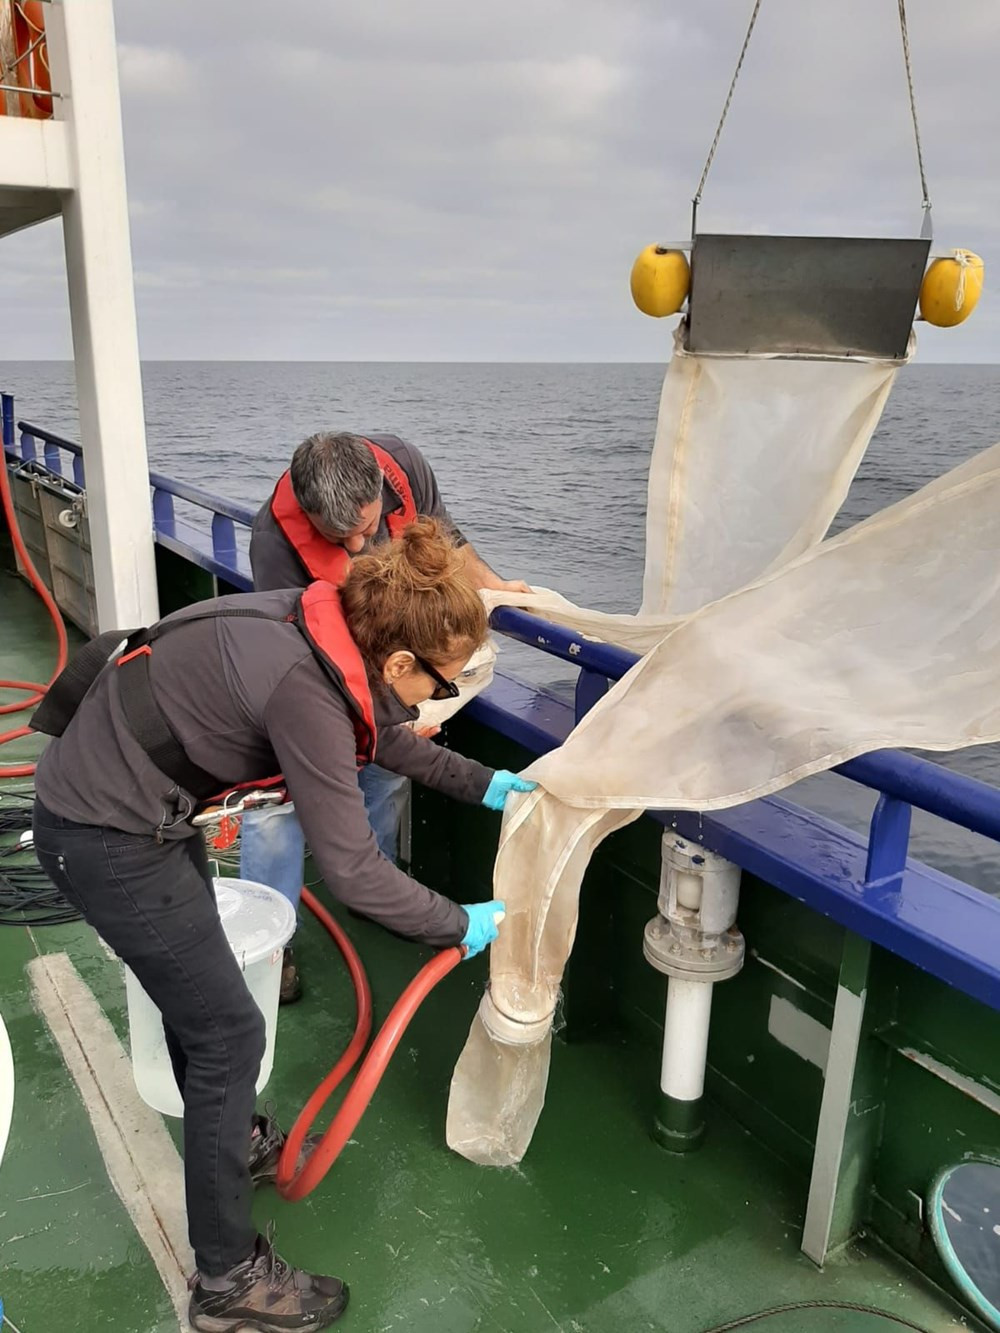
top-left (0, 789), bottom-right (82, 926)
top-left (0, 861), bottom-right (81, 926)
top-left (0, 884), bottom-right (81, 925)
top-left (700, 1302), bottom-right (935, 1333)
top-left (0, 800), bottom-right (34, 834)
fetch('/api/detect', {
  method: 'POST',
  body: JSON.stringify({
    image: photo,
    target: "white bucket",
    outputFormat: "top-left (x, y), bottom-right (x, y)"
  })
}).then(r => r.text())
top-left (124, 878), bottom-right (296, 1118)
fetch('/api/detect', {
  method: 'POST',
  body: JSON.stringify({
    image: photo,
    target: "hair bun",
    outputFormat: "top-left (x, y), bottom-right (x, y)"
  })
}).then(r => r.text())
top-left (396, 517), bottom-right (464, 592)
top-left (341, 515), bottom-right (487, 670)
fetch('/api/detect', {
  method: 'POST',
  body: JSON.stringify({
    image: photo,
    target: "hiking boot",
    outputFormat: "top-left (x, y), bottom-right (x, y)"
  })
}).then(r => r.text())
top-left (248, 1112), bottom-right (321, 1189)
top-left (279, 946), bottom-right (302, 1005)
top-left (188, 1233), bottom-right (348, 1331)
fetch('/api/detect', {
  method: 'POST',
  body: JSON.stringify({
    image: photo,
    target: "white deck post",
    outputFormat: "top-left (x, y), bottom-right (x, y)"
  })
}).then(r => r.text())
top-left (46, 0), bottom-right (159, 628)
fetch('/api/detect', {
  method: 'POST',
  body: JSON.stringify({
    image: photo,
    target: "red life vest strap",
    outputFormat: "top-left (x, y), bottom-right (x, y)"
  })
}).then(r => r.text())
top-left (366, 441), bottom-right (417, 537)
top-left (271, 470), bottom-right (351, 587)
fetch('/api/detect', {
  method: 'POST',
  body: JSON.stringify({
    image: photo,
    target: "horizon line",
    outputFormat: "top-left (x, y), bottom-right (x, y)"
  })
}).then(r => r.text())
top-left (0, 357), bottom-right (996, 367)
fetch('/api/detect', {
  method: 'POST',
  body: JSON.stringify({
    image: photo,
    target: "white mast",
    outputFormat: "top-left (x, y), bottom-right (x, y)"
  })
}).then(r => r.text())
top-left (1, 0), bottom-right (158, 628)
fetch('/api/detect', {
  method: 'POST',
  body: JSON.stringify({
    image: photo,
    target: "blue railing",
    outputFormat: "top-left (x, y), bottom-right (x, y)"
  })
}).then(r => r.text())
top-left (7, 410), bottom-right (255, 588)
top-left (6, 394), bottom-right (1000, 1005)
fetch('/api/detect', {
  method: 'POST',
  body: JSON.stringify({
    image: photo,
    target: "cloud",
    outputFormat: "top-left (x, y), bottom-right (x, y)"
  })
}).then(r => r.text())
top-left (513, 55), bottom-right (626, 120)
top-left (116, 43), bottom-right (194, 95)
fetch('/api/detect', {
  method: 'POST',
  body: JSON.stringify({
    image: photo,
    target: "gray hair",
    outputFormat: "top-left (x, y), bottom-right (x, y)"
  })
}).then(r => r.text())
top-left (289, 432), bottom-right (382, 532)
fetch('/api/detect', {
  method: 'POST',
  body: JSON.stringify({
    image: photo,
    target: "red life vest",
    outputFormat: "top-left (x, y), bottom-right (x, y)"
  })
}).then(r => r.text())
top-left (296, 581), bottom-right (377, 767)
top-left (270, 440), bottom-right (418, 588)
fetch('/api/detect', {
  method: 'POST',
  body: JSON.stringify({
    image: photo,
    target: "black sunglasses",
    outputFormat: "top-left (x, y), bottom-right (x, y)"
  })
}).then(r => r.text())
top-left (414, 655), bottom-right (460, 701)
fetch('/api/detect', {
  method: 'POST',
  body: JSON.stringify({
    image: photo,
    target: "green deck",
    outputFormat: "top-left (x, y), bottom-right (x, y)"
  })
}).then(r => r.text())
top-left (0, 572), bottom-right (985, 1333)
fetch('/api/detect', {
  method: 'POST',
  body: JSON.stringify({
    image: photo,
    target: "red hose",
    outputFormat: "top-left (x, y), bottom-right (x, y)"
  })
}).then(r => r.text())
top-left (277, 886), bottom-right (464, 1201)
top-left (0, 442), bottom-right (68, 776)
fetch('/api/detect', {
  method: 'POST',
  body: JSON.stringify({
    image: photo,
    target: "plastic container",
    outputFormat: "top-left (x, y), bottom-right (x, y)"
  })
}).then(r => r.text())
top-left (124, 878), bottom-right (296, 1117)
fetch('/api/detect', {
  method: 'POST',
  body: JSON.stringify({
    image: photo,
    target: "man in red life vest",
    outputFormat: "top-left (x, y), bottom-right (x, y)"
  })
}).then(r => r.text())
top-left (250, 430), bottom-right (530, 598)
top-left (245, 431), bottom-right (530, 1001)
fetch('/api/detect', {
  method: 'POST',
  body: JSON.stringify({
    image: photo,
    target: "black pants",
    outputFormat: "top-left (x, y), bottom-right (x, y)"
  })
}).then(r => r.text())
top-left (32, 798), bottom-right (265, 1276)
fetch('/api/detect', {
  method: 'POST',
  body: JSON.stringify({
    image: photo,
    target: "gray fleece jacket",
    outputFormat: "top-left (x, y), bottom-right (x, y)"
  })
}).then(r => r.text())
top-left (34, 589), bottom-right (493, 947)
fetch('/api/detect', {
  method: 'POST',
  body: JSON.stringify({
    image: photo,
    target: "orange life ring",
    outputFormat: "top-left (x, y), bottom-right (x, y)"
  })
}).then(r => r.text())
top-left (8, 1), bottom-right (52, 119)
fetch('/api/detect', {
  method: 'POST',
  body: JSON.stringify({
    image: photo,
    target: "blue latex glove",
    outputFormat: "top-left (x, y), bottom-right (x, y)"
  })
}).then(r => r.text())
top-left (482, 770), bottom-right (537, 812)
top-left (460, 900), bottom-right (506, 958)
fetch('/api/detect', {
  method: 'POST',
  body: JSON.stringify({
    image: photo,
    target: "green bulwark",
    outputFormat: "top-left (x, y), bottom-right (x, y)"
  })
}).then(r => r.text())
top-left (0, 562), bottom-right (995, 1332)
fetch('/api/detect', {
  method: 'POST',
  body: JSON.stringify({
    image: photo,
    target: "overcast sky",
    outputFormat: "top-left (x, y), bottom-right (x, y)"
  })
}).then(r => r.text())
top-left (1, 0), bottom-right (997, 361)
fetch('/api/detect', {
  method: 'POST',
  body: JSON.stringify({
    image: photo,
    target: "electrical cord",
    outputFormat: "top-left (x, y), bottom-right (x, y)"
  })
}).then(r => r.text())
top-left (699, 1301), bottom-right (935, 1332)
top-left (0, 790), bottom-right (82, 926)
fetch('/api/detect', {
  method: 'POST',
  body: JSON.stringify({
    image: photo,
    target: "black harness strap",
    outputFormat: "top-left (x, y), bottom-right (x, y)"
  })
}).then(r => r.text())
top-left (116, 646), bottom-right (222, 802)
top-left (121, 608), bottom-right (296, 801)
top-left (30, 628), bottom-right (140, 737)
top-left (32, 606), bottom-right (297, 802)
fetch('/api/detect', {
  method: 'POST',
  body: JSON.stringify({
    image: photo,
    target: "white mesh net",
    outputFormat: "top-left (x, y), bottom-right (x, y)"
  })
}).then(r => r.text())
top-left (447, 328), bottom-right (1000, 1165)
top-left (640, 327), bottom-right (911, 617)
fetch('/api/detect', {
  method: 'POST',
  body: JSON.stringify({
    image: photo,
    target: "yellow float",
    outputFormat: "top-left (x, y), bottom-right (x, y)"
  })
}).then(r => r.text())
top-left (630, 245), bottom-right (690, 318)
top-left (919, 249), bottom-right (984, 328)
